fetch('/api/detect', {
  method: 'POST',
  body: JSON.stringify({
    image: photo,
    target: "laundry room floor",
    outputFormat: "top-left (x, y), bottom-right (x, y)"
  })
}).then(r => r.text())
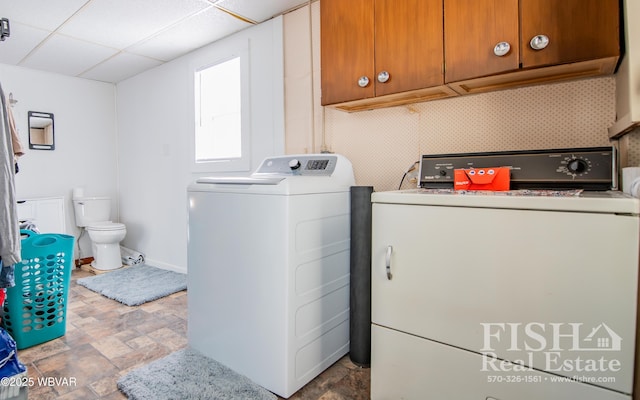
top-left (12, 268), bottom-right (371, 399)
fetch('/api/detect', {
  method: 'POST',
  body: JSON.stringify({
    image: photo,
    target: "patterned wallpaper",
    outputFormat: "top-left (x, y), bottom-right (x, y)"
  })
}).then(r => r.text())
top-left (627, 128), bottom-right (640, 166)
top-left (322, 78), bottom-right (617, 191)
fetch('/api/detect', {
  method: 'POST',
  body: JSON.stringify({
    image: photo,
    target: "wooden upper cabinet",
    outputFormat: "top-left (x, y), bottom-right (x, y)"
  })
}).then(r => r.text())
top-left (321, 0), bottom-right (445, 106)
top-left (520, 0), bottom-right (620, 68)
top-left (374, 0), bottom-right (444, 97)
top-left (320, 0), bottom-right (374, 105)
top-left (444, 0), bottom-right (519, 83)
top-left (322, 0), bottom-right (619, 110)
top-left (445, 0), bottom-right (619, 84)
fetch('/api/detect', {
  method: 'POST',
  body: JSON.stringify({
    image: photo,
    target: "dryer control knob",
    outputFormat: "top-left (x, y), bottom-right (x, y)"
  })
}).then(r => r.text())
top-left (567, 159), bottom-right (587, 174)
top-left (289, 159), bottom-right (301, 170)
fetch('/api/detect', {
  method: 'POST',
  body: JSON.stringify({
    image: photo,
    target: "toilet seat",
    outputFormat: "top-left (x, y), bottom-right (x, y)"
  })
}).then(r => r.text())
top-left (87, 222), bottom-right (126, 231)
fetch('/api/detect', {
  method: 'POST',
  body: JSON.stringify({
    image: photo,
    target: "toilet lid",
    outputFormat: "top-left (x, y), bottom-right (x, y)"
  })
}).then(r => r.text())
top-left (87, 222), bottom-right (126, 231)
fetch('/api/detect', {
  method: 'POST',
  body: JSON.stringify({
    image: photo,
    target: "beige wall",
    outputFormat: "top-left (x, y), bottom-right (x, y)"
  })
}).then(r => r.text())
top-left (284, 2), bottom-right (637, 192)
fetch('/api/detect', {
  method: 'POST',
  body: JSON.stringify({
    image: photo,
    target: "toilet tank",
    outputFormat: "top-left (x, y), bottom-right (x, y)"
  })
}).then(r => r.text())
top-left (73, 197), bottom-right (111, 227)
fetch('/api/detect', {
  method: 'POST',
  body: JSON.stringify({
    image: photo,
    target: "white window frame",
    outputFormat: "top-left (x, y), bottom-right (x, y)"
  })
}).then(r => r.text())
top-left (191, 41), bottom-right (251, 173)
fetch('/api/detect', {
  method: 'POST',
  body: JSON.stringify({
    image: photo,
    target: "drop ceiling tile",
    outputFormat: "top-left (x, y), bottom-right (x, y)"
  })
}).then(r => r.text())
top-left (0, 0), bottom-right (305, 83)
top-left (79, 52), bottom-right (162, 83)
top-left (58, 0), bottom-right (212, 49)
top-left (0, 21), bottom-right (50, 64)
top-left (128, 7), bottom-right (249, 62)
top-left (0, 0), bottom-right (89, 30)
top-left (20, 33), bottom-right (118, 77)
top-left (217, 0), bottom-right (306, 22)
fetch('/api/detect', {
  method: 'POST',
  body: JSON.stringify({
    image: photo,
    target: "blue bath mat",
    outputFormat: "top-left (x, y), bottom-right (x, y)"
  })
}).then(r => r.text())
top-left (117, 348), bottom-right (276, 400)
top-left (77, 264), bottom-right (186, 306)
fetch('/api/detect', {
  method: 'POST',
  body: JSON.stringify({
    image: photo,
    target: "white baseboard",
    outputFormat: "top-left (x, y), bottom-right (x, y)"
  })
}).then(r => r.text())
top-left (144, 258), bottom-right (187, 274)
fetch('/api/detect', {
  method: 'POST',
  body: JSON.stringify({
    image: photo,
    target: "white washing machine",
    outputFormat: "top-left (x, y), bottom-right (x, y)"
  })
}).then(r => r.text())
top-left (187, 154), bottom-right (355, 398)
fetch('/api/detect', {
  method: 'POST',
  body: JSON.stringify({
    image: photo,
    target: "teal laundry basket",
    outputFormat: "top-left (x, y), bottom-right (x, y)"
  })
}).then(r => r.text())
top-left (2, 230), bottom-right (75, 350)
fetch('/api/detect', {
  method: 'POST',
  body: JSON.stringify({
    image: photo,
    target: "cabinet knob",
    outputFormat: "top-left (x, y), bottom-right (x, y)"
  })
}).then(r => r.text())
top-left (377, 71), bottom-right (390, 83)
top-left (529, 34), bottom-right (550, 50)
top-left (357, 76), bottom-right (370, 88)
top-left (493, 41), bottom-right (511, 57)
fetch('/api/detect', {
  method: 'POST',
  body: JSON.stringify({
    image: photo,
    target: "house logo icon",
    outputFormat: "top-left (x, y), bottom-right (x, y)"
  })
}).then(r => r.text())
top-left (581, 323), bottom-right (622, 351)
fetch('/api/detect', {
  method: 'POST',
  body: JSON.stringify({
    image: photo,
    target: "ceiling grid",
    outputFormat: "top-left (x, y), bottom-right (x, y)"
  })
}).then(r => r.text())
top-left (0, 0), bottom-right (308, 83)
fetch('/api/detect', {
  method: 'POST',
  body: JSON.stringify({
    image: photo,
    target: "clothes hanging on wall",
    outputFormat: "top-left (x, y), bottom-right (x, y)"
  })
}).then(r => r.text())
top-left (0, 82), bottom-right (21, 269)
top-left (6, 104), bottom-right (23, 174)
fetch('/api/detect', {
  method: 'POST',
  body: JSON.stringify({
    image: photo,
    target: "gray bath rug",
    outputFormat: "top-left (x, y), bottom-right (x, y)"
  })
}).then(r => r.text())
top-left (77, 264), bottom-right (187, 306)
top-left (117, 348), bottom-right (276, 400)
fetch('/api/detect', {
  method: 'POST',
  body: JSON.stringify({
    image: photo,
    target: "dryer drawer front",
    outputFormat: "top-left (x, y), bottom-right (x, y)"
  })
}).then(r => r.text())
top-left (371, 203), bottom-right (638, 393)
top-left (371, 325), bottom-right (630, 400)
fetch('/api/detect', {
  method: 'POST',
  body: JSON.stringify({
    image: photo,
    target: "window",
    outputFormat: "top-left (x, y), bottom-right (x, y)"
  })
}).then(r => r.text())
top-left (193, 44), bottom-right (250, 172)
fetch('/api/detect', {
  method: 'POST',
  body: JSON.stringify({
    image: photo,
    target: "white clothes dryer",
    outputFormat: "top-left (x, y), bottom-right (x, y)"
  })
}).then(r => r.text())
top-left (187, 154), bottom-right (355, 398)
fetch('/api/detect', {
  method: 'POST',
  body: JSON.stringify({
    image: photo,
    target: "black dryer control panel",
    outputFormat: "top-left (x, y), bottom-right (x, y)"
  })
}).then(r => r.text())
top-left (419, 147), bottom-right (614, 191)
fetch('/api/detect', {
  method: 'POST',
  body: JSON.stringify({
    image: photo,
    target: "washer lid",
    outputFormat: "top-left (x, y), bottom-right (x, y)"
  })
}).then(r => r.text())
top-left (196, 177), bottom-right (284, 185)
top-left (188, 154), bottom-right (356, 195)
top-left (87, 222), bottom-right (126, 231)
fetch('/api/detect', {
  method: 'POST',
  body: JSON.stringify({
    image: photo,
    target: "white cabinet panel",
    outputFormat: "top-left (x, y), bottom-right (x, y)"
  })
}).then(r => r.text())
top-left (371, 325), bottom-right (630, 400)
top-left (371, 201), bottom-right (638, 395)
top-left (15, 201), bottom-right (36, 221)
top-left (16, 197), bottom-right (65, 234)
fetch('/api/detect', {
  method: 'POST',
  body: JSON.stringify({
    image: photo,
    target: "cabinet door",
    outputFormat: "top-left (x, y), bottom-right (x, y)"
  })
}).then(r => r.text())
top-left (520, 0), bottom-right (619, 68)
top-left (320, 0), bottom-right (375, 105)
top-left (375, 0), bottom-right (444, 96)
top-left (371, 202), bottom-right (638, 394)
top-left (444, 0), bottom-right (519, 83)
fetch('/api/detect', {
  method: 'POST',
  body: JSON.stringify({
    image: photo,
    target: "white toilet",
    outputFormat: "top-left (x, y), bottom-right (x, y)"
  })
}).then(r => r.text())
top-left (72, 196), bottom-right (127, 270)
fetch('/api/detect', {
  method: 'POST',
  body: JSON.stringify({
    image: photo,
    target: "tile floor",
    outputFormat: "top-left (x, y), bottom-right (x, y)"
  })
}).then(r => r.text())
top-left (12, 268), bottom-right (370, 399)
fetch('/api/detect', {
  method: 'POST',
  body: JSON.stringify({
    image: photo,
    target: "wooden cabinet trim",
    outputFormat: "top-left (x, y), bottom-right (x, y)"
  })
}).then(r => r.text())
top-left (448, 57), bottom-right (618, 96)
top-left (328, 85), bottom-right (458, 112)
